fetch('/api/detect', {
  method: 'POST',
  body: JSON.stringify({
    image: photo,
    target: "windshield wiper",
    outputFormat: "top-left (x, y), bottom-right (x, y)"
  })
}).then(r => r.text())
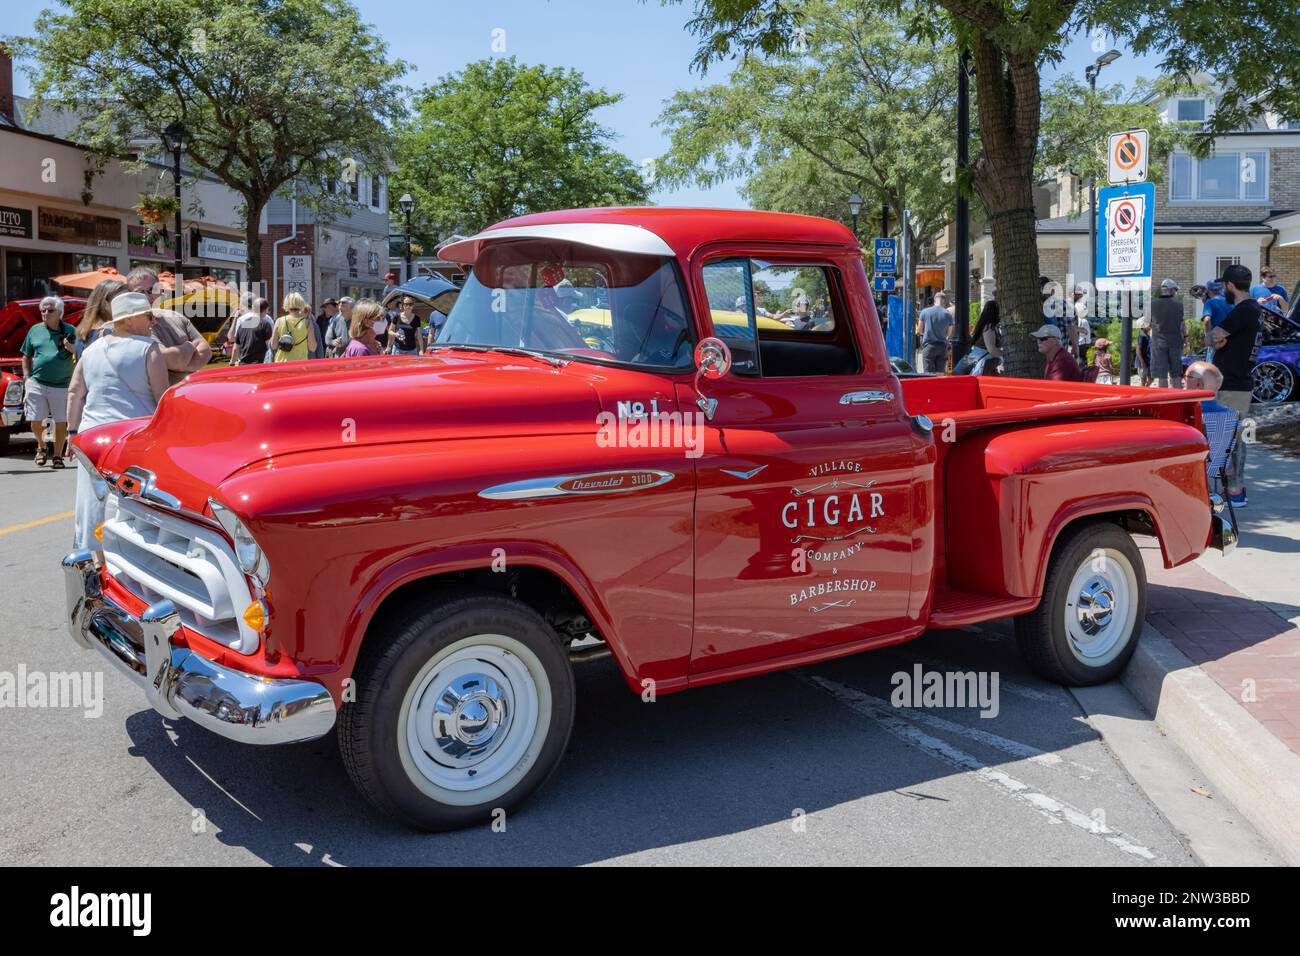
top-left (432, 344), bottom-right (569, 367)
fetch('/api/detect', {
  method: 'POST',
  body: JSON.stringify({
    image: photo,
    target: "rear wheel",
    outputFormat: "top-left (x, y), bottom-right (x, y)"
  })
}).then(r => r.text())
top-left (339, 592), bottom-right (576, 831)
top-left (1251, 360), bottom-right (1295, 406)
top-left (1014, 521), bottom-right (1146, 686)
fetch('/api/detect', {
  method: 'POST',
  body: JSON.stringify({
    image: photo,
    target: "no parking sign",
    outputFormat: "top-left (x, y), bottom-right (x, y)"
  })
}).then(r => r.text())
top-left (1107, 129), bottom-right (1149, 185)
top-left (1095, 182), bottom-right (1154, 291)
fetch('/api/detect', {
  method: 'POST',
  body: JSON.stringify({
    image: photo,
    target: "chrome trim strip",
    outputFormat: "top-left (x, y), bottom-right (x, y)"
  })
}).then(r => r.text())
top-left (116, 465), bottom-right (182, 511)
top-left (479, 469), bottom-right (675, 500)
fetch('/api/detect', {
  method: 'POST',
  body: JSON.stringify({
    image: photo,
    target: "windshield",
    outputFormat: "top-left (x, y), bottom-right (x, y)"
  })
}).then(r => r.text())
top-left (437, 239), bottom-right (695, 369)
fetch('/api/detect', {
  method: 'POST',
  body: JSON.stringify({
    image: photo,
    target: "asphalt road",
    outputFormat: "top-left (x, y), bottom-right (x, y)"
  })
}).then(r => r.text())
top-left (0, 436), bottom-right (1277, 866)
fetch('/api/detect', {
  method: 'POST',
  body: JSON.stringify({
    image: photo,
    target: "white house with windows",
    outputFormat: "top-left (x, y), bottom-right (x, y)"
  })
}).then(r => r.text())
top-left (953, 78), bottom-right (1300, 320)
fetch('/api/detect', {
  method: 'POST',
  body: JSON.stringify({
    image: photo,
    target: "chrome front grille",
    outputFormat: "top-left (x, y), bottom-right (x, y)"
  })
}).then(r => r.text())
top-left (101, 495), bottom-right (257, 653)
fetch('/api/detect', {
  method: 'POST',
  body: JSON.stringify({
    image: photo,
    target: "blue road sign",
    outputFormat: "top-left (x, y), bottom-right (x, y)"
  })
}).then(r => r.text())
top-left (874, 238), bottom-right (897, 275)
top-left (873, 275), bottom-right (897, 292)
top-left (1096, 182), bottom-right (1154, 291)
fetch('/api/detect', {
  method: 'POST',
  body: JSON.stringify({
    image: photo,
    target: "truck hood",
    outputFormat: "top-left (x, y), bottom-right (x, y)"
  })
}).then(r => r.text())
top-left (97, 352), bottom-right (605, 511)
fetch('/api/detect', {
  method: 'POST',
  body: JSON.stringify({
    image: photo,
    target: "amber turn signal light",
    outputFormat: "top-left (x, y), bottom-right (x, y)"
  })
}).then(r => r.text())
top-left (242, 600), bottom-right (268, 632)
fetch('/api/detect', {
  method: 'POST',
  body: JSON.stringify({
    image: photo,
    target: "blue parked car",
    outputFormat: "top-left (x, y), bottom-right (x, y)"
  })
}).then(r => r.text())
top-left (1183, 303), bottom-right (1300, 405)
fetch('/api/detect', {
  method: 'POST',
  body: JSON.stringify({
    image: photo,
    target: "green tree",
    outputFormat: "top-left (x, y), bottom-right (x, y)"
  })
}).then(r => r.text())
top-left (675, 0), bottom-right (1300, 376)
top-left (392, 58), bottom-right (648, 240)
top-left (11, 0), bottom-right (407, 283)
top-left (657, 0), bottom-right (959, 309)
top-left (1038, 75), bottom-right (1194, 187)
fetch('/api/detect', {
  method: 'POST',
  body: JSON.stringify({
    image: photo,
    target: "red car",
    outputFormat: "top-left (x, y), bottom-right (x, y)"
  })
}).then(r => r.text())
top-left (61, 208), bottom-right (1231, 830)
top-left (1, 296), bottom-right (88, 450)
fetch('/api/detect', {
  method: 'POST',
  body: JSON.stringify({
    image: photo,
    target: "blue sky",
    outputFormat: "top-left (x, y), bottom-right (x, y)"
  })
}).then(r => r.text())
top-left (8, 1), bottom-right (1166, 211)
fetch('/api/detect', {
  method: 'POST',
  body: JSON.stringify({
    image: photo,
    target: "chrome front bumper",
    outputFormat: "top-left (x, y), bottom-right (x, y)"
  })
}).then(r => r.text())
top-left (62, 550), bottom-right (335, 744)
top-left (1210, 495), bottom-right (1237, 555)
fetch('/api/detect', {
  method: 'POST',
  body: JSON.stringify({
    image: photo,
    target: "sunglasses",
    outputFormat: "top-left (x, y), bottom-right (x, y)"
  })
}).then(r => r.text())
top-left (40, 307), bottom-right (58, 313)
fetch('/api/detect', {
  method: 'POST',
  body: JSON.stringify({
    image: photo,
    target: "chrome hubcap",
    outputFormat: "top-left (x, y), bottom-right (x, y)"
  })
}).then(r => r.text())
top-left (1252, 362), bottom-right (1292, 404)
top-left (1076, 577), bottom-right (1116, 635)
top-left (432, 673), bottom-right (510, 764)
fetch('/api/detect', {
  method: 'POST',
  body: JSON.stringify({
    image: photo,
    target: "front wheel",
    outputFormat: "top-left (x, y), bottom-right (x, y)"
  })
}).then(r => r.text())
top-left (1251, 360), bottom-right (1295, 406)
top-left (1014, 521), bottom-right (1146, 686)
top-left (339, 593), bottom-right (576, 831)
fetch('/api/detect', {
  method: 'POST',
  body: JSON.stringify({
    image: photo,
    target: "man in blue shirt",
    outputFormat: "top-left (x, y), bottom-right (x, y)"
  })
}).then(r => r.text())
top-left (1201, 280), bottom-right (1231, 330)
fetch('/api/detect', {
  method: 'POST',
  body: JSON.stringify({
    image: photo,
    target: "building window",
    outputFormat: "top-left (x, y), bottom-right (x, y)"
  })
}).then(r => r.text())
top-left (1169, 151), bottom-right (1267, 202)
top-left (371, 175), bottom-right (383, 210)
top-left (1215, 256), bottom-right (1241, 277)
top-left (1176, 98), bottom-right (1207, 123)
top-left (349, 175), bottom-right (360, 202)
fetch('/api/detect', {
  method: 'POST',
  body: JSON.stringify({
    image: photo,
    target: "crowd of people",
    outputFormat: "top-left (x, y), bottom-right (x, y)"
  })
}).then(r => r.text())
top-left (912, 263), bottom-right (1274, 509)
top-left (16, 266), bottom-right (446, 549)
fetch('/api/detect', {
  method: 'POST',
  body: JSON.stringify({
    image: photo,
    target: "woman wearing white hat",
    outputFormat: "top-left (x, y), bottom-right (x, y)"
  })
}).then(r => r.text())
top-left (65, 292), bottom-right (170, 549)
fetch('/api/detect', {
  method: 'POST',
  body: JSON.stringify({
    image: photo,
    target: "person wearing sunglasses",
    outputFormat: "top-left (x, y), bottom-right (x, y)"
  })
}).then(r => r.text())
top-left (19, 296), bottom-right (77, 467)
top-left (389, 296), bottom-right (425, 355)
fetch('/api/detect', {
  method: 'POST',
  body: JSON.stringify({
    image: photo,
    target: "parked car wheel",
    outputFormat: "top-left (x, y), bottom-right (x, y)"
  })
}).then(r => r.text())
top-left (1014, 521), bottom-right (1146, 686)
top-left (339, 592), bottom-right (576, 831)
top-left (1251, 360), bottom-right (1296, 406)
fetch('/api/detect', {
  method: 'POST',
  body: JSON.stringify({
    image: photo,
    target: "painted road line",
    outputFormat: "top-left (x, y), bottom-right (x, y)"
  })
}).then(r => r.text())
top-left (807, 676), bottom-right (1098, 778)
top-left (0, 511), bottom-right (73, 536)
top-left (800, 673), bottom-right (1156, 861)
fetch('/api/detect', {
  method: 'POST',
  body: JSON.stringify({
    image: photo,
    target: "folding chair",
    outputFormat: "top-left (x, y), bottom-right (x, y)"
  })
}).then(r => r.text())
top-left (1201, 405), bottom-right (1240, 504)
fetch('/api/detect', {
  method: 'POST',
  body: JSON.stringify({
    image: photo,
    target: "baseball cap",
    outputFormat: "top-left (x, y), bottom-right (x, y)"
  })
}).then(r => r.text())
top-left (1159, 278), bottom-right (1179, 291)
top-left (1219, 263), bottom-right (1252, 289)
top-left (1030, 323), bottom-right (1063, 339)
top-left (1204, 279), bottom-right (1224, 294)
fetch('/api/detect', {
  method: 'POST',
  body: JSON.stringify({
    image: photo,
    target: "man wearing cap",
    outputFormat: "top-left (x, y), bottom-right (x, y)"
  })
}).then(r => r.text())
top-left (1201, 279), bottom-right (1231, 335)
top-left (1208, 263), bottom-right (1262, 507)
top-left (326, 296), bottom-right (353, 357)
top-left (20, 295), bottom-right (77, 467)
top-left (1150, 278), bottom-right (1185, 388)
top-left (383, 273), bottom-right (399, 300)
top-left (1031, 323), bottom-right (1082, 381)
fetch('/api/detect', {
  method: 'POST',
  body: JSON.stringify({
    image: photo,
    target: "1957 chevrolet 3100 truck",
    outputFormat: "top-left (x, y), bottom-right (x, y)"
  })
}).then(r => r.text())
top-left (62, 208), bottom-right (1234, 830)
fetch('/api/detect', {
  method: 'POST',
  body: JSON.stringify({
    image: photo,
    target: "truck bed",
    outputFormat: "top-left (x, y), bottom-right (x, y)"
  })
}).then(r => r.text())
top-left (899, 374), bottom-right (1214, 627)
top-left (899, 374), bottom-right (1210, 433)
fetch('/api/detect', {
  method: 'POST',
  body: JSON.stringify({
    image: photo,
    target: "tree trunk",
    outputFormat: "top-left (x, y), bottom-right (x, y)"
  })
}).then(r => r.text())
top-left (969, 38), bottom-right (1046, 378)
top-left (244, 197), bottom-right (266, 287)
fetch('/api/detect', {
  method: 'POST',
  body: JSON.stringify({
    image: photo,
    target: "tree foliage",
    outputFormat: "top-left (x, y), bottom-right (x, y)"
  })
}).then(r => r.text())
top-left (672, 0), bottom-right (1300, 376)
top-left (656, 0), bottom-right (960, 291)
top-left (10, 0), bottom-right (407, 281)
top-left (392, 57), bottom-right (648, 240)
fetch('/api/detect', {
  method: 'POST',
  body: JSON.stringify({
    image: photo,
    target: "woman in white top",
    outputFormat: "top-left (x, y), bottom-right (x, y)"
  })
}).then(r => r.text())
top-left (66, 292), bottom-right (170, 550)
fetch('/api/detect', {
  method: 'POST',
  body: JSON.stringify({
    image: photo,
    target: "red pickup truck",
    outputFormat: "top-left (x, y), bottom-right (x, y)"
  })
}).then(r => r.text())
top-left (62, 208), bottom-right (1233, 830)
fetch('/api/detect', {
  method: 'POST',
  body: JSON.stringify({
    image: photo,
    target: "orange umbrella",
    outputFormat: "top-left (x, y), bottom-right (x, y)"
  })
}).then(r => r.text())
top-left (51, 266), bottom-right (127, 290)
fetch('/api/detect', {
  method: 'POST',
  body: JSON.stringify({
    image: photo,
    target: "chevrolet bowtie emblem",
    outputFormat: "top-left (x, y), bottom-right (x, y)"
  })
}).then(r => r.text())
top-left (721, 465), bottom-right (767, 480)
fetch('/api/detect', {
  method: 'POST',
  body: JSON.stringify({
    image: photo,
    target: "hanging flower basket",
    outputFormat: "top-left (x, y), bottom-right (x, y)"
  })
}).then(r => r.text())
top-left (134, 193), bottom-right (180, 245)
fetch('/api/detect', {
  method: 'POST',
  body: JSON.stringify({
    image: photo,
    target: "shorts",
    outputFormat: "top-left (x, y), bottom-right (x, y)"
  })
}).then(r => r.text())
top-left (24, 378), bottom-right (68, 423)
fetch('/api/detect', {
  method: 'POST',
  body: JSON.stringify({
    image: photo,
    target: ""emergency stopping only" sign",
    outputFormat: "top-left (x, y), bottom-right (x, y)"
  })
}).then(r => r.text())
top-left (1095, 182), bottom-right (1155, 292)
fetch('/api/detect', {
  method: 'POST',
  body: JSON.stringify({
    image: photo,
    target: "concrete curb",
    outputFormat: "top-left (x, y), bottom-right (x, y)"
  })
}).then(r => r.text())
top-left (1122, 622), bottom-right (1300, 866)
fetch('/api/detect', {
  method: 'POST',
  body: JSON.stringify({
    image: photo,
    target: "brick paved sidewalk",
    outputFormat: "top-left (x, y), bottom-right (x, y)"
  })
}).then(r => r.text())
top-left (1142, 543), bottom-right (1300, 759)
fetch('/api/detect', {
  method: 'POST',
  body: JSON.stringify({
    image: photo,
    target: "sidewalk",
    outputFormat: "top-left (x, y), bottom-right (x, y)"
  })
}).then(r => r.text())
top-left (1129, 443), bottom-right (1300, 862)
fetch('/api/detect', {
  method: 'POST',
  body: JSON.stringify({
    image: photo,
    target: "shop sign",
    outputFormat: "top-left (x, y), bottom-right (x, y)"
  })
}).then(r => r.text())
top-left (39, 206), bottom-right (122, 248)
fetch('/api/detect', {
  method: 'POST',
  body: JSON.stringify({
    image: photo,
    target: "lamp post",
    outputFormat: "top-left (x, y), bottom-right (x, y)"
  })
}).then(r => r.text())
top-left (848, 190), bottom-right (863, 241)
top-left (162, 120), bottom-right (191, 291)
top-left (399, 193), bottom-right (415, 281)
top-left (1084, 49), bottom-right (1122, 379)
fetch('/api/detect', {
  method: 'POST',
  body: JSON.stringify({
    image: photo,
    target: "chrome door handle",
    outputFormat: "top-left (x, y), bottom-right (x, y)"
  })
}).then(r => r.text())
top-left (839, 390), bottom-right (895, 405)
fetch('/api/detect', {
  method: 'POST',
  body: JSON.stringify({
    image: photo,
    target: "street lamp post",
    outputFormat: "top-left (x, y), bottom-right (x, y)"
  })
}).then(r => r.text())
top-left (162, 120), bottom-right (191, 291)
top-left (399, 193), bottom-right (415, 281)
top-left (953, 49), bottom-right (971, 365)
top-left (848, 190), bottom-right (862, 240)
top-left (1084, 49), bottom-right (1122, 380)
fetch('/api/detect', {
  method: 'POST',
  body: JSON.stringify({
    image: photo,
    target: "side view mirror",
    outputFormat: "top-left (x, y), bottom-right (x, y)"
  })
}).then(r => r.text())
top-left (694, 336), bottom-right (732, 380)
